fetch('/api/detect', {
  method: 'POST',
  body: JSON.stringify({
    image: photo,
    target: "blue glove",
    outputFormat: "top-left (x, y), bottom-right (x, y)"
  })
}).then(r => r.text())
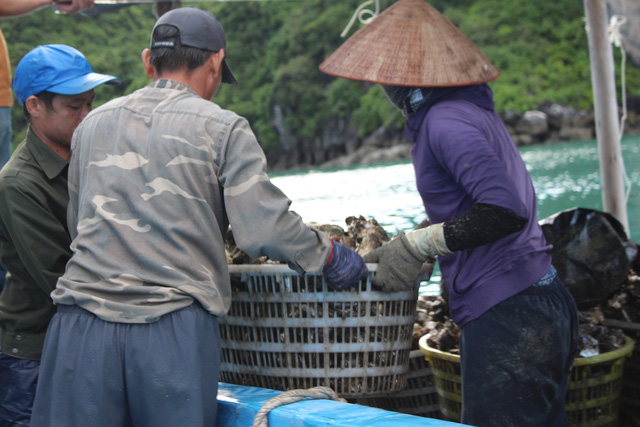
top-left (322, 240), bottom-right (369, 290)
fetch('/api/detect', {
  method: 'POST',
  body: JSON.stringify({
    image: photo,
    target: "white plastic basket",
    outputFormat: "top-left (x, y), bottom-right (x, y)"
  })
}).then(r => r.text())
top-left (356, 349), bottom-right (441, 418)
top-left (219, 264), bottom-right (418, 397)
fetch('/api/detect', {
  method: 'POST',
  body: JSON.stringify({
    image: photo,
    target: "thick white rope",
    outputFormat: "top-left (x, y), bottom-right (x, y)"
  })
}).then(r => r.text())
top-left (340, 0), bottom-right (380, 37)
top-left (251, 386), bottom-right (347, 427)
top-left (608, 14), bottom-right (631, 205)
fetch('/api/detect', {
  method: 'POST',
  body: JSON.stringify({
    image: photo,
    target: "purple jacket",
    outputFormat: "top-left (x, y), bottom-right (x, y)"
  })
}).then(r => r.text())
top-left (405, 84), bottom-right (552, 327)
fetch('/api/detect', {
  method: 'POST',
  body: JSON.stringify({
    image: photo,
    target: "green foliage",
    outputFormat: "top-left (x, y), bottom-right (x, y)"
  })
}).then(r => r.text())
top-left (1, 0), bottom-right (639, 155)
top-left (326, 78), bottom-right (362, 118)
top-left (273, 54), bottom-right (329, 141)
top-left (353, 85), bottom-right (403, 137)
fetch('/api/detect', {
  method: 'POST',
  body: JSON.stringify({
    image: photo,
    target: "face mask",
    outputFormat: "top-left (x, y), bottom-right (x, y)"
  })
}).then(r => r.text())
top-left (382, 84), bottom-right (411, 114)
top-left (382, 85), bottom-right (432, 116)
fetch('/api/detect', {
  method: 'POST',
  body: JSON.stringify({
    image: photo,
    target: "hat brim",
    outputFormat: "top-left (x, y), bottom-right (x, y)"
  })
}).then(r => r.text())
top-left (319, 0), bottom-right (499, 87)
top-left (46, 72), bottom-right (121, 96)
top-left (222, 59), bottom-right (238, 85)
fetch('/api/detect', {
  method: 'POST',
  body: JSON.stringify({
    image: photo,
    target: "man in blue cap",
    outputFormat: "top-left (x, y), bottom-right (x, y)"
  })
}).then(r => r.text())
top-left (0, 0), bottom-right (97, 304)
top-left (0, 44), bottom-right (118, 426)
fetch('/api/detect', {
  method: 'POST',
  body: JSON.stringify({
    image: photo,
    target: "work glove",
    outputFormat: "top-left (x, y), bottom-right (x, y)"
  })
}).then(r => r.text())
top-left (404, 222), bottom-right (452, 259)
top-left (364, 224), bottom-right (450, 292)
top-left (322, 240), bottom-right (369, 290)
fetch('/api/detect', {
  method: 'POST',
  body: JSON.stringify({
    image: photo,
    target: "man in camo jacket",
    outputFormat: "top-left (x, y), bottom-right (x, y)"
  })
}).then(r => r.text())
top-left (31, 7), bottom-right (367, 427)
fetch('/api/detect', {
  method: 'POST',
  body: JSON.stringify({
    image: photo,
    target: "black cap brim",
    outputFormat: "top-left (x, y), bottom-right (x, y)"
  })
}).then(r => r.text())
top-left (222, 59), bottom-right (237, 85)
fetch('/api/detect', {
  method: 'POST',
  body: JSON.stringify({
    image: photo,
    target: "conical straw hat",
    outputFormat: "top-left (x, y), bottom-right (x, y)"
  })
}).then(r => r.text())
top-left (319, 0), bottom-right (499, 86)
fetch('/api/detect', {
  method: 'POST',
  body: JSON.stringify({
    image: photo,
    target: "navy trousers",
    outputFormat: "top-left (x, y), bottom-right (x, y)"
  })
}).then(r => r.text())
top-left (31, 303), bottom-right (221, 427)
top-left (0, 354), bottom-right (39, 426)
top-left (460, 272), bottom-right (579, 427)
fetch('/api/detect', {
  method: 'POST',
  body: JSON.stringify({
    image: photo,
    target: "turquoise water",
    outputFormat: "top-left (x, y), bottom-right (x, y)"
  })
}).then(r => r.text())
top-left (270, 135), bottom-right (640, 293)
top-left (271, 134), bottom-right (640, 242)
top-left (521, 135), bottom-right (640, 242)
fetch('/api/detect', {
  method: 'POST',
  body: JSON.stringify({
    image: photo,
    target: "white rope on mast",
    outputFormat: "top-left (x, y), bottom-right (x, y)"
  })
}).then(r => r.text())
top-left (608, 14), bottom-right (631, 205)
top-left (340, 0), bottom-right (380, 38)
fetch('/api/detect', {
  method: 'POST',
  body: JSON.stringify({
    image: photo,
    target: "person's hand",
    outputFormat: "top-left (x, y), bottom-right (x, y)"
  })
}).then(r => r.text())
top-left (322, 241), bottom-right (369, 290)
top-left (363, 231), bottom-right (434, 292)
top-left (53, 0), bottom-right (94, 15)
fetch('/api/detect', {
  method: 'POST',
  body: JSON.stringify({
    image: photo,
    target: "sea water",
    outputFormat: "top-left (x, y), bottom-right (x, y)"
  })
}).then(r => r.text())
top-left (270, 135), bottom-right (640, 293)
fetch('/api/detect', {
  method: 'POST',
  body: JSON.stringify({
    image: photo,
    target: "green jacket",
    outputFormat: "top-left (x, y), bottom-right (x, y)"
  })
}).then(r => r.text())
top-left (0, 129), bottom-right (70, 361)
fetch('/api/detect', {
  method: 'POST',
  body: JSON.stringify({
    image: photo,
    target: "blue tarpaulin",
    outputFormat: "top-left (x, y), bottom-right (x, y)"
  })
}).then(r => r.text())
top-left (216, 383), bottom-right (467, 427)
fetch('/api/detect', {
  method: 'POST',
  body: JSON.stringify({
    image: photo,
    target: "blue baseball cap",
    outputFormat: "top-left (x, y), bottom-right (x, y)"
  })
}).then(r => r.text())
top-left (13, 44), bottom-right (120, 104)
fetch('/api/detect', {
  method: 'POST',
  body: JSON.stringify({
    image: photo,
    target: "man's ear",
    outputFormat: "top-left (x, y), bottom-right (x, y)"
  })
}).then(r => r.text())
top-left (141, 48), bottom-right (155, 79)
top-left (209, 49), bottom-right (225, 76)
top-left (25, 96), bottom-right (41, 118)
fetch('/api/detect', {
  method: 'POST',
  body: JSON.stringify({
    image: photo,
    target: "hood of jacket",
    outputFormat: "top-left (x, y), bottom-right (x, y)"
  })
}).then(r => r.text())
top-left (403, 83), bottom-right (495, 142)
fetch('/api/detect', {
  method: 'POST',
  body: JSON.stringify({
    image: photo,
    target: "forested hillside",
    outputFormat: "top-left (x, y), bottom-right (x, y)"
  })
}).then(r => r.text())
top-left (2, 0), bottom-right (639, 168)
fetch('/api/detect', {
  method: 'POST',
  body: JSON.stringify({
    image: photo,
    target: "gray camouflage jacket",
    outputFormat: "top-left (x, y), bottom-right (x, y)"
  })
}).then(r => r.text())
top-left (52, 79), bottom-right (331, 323)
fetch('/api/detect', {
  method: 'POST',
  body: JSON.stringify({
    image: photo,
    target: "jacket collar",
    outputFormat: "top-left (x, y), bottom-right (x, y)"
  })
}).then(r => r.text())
top-left (25, 128), bottom-right (68, 180)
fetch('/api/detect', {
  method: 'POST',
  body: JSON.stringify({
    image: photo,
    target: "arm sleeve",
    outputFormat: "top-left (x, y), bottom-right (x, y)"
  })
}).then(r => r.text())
top-left (443, 203), bottom-right (528, 252)
top-left (0, 179), bottom-right (71, 295)
top-left (217, 117), bottom-right (331, 273)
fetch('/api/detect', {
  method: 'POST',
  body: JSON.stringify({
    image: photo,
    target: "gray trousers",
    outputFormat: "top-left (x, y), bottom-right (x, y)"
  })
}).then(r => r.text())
top-left (31, 303), bottom-right (221, 427)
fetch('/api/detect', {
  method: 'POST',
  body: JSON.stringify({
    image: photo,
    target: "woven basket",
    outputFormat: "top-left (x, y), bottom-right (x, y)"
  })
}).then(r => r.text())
top-left (219, 264), bottom-right (418, 398)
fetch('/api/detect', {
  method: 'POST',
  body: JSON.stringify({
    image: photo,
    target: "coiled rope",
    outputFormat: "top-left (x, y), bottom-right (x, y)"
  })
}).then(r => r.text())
top-left (251, 386), bottom-right (347, 427)
top-left (340, 0), bottom-right (380, 37)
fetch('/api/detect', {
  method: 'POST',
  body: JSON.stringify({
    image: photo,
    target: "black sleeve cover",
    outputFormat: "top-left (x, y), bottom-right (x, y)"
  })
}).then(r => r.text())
top-left (442, 203), bottom-right (528, 252)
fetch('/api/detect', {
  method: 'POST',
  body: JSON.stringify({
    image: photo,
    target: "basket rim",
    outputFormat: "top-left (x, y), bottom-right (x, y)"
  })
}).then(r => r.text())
top-left (228, 263), bottom-right (378, 274)
top-left (419, 334), bottom-right (636, 366)
top-left (418, 335), bottom-right (460, 363)
top-left (573, 336), bottom-right (635, 366)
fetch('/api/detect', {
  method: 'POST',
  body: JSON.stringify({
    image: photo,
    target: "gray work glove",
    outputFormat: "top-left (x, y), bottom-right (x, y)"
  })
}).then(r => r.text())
top-left (363, 231), bottom-right (435, 292)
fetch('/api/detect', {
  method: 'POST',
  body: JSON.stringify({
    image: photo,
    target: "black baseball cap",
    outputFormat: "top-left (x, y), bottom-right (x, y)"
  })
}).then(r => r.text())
top-left (151, 7), bottom-right (238, 85)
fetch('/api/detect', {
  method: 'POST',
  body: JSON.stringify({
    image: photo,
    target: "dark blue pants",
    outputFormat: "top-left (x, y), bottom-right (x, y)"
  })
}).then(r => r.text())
top-left (31, 303), bottom-right (221, 427)
top-left (460, 273), bottom-right (579, 427)
top-left (0, 353), bottom-right (39, 426)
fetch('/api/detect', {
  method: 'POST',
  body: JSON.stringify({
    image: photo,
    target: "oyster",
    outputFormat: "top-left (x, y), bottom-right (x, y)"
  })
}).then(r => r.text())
top-left (345, 215), bottom-right (390, 256)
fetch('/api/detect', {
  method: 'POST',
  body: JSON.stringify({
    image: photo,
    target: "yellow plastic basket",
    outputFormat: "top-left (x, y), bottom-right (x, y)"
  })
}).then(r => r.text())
top-left (419, 334), bottom-right (635, 426)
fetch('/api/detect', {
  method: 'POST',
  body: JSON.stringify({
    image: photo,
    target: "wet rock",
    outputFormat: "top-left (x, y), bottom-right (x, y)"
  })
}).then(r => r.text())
top-left (546, 104), bottom-right (577, 130)
top-left (500, 109), bottom-right (522, 127)
top-left (558, 126), bottom-right (593, 141)
top-left (359, 144), bottom-right (412, 164)
top-left (515, 110), bottom-right (549, 137)
top-left (512, 133), bottom-right (535, 146)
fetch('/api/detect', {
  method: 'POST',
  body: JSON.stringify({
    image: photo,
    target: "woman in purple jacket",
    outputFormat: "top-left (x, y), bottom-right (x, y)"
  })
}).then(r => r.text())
top-left (320, 1), bottom-right (579, 425)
